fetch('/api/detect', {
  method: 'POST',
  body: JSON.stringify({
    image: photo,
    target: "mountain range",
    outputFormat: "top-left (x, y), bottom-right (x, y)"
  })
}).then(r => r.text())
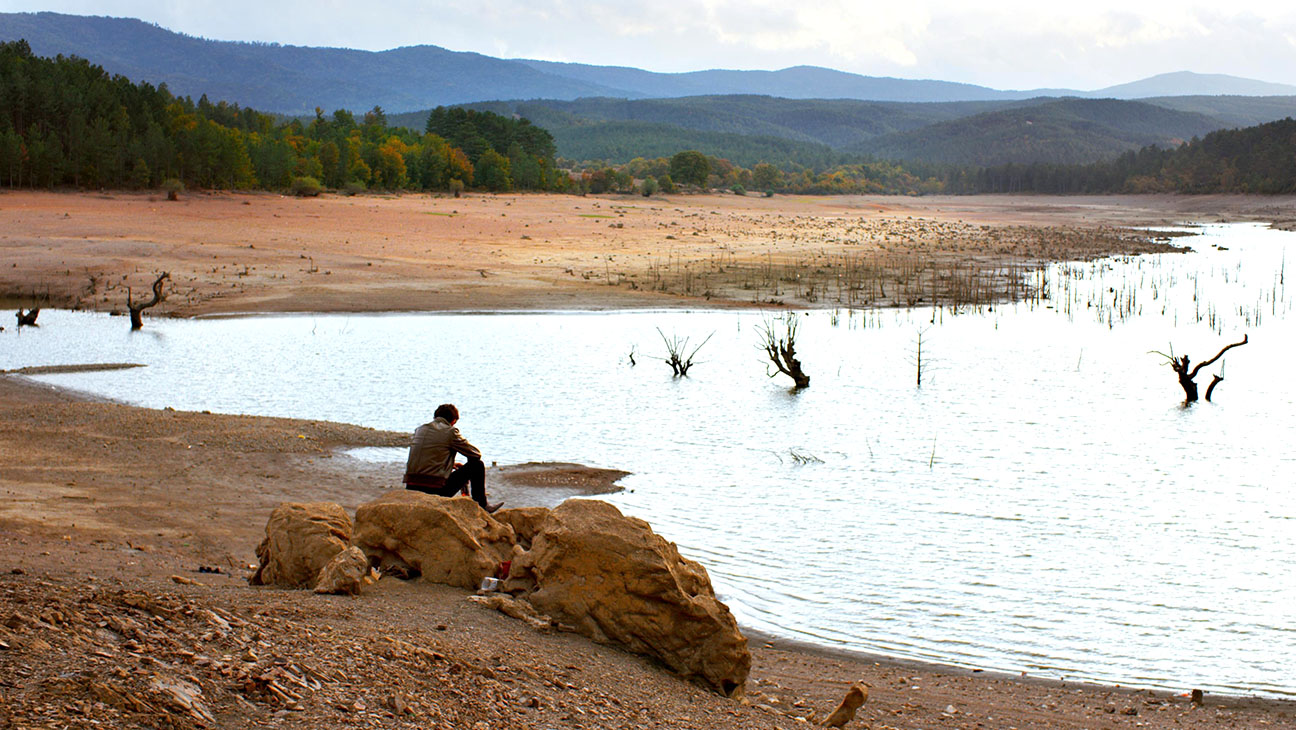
top-left (5, 12), bottom-right (1296, 115)
top-left (6, 11), bottom-right (1296, 169)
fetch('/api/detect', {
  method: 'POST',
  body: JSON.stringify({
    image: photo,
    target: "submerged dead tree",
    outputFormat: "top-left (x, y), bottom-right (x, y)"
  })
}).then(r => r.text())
top-left (759, 313), bottom-right (810, 388)
top-left (15, 308), bottom-right (39, 327)
top-left (657, 328), bottom-right (712, 377)
top-left (128, 272), bottom-right (170, 330)
top-left (911, 326), bottom-right (932, 388)
top-left (1158, 334), bottom-right (1248, 402)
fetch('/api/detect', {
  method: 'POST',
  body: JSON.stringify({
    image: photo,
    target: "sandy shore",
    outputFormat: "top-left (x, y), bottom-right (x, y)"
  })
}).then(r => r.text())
top-left (4, 190), bottom-right (1296, 728)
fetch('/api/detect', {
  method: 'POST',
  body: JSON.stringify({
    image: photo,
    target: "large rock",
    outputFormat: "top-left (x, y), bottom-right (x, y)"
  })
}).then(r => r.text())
top-left (506, 499), bottom-right (750, 697)
top-left (352, 491), bottom-right (515, 590)
top-left (250, 502), bottom-right (351, 588)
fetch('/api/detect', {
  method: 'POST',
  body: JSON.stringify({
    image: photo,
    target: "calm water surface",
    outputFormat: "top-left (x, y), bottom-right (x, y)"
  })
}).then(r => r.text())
top-left (4, 223), bottom-right (1293, 698)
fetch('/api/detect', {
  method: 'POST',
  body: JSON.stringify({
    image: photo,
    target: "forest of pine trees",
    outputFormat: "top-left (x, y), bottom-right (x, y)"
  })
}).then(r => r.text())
top-left (0, 40), bottom-right (567, 193)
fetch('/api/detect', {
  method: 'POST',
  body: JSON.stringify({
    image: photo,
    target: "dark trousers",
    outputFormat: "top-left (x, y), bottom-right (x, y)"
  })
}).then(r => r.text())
top-left (406, 459), bottom-right (487, 508)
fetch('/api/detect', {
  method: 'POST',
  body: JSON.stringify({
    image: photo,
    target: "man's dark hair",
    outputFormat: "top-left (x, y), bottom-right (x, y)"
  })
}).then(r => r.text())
top-left (434, 403), bottom-right (459, 422)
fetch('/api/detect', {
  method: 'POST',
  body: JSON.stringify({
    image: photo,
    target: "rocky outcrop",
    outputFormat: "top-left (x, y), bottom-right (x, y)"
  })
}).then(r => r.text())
top-left (505, 500), bottom-right (750, 697)
top-left (314, 546), bottom-right (372, 595)
top-left (352, 491), bottom-right (515, 590)
top-left (250, 502), bottom-right (351, 588)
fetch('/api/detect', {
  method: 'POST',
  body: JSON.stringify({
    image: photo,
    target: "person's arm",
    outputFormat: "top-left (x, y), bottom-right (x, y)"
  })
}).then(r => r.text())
top-left (449, 427), bottom-right (482, 461)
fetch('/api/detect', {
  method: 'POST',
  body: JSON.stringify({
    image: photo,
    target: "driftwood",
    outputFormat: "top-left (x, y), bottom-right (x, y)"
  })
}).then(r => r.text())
top-left (128, 273), bottom-right (170, 330)
top-left (16, 308), bottom-right (39, 327)
top-left (759, 314), bottom-right (810, 388)
top-left (1160, 334), bottom-right (1248, 402)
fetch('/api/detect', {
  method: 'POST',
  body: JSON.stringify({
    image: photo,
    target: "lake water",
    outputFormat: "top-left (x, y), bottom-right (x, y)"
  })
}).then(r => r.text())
top-left (4, 223), bottom-right (1293, 698)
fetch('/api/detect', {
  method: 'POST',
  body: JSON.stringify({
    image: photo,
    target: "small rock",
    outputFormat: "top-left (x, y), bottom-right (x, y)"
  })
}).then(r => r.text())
top-left (1121, 706), bottom-right (1138, 716)
top-left (313, 546), bottom-right (370, 595)
top-left (386, 693), bottom-right (412, 716)
top-left (822, 683), bottom-right (869, 728)
top-left (945, 704), bottom-right (957, 714)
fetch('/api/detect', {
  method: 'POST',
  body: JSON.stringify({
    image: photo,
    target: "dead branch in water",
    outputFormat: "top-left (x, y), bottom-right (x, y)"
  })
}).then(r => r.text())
top-left (16, 308), bottom-right (39, 327)
top-left (128, 272), bottom-right (170, 330)
top-left (657, 328), bottom-right (712, 377)
top-left (1154, 334), bottom-right (1248, 403)
top-left (758, 313), bottom-right (810, 388)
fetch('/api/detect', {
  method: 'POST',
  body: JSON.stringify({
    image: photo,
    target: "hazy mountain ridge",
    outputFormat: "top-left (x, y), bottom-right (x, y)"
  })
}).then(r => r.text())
top-left (6, 11), bottom-right (1296, 116)
top-left (515, 60), bottom-right (1029, 102)
top-left (0, 12), bottom-right (624, 114)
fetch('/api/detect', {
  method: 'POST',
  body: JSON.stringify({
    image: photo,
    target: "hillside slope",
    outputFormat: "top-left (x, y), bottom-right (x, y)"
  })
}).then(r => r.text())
top-left (852, 98), bottom-right (1225, 166)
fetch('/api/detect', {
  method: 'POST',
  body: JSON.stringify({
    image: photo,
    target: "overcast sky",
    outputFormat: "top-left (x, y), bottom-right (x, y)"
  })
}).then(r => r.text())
top-left (3, 0), bottom-right (1295, 89)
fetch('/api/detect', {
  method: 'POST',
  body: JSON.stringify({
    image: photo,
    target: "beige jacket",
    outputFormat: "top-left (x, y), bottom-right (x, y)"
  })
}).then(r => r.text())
top-left (403, 417), bottom-right (482, 483)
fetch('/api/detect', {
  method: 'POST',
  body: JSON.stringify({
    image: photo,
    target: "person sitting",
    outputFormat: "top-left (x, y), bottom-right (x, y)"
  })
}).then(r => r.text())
top-left (403, 403), bottom-right (502, 513)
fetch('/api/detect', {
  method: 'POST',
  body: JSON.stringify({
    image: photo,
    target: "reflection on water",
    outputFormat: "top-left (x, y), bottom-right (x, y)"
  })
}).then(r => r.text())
top-left (3, 223), bottom-right (1293, 698)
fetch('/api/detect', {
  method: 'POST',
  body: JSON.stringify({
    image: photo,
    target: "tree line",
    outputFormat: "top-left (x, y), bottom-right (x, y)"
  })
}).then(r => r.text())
top-left (0, 40), bottom-right (568, 193)
top-left (579, 118), bottom-right (1296, 197)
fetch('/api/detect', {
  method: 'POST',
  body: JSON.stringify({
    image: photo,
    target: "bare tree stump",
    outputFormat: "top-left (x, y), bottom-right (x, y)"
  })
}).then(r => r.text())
top-left (128, 273), bottom-right (170, 330)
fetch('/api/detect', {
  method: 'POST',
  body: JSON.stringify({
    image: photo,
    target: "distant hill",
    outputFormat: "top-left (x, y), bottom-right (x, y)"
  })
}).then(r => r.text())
top-left (1140, 95), bottom-right (1296, 128)
top-left (851, 98), bottom-right (1225, 166)
top-left (7, 11), bottom-right (1296, 116)
top-left (456, 96), bottom-right (1013, 148)
top-left (390, 103), bottom-right (842, 168)
top-left (1093, 72), bottom-right (1296, 99)
top-left (392, 95), bottom-right (1276, 167)
top-left (515, 61), bottom-right (1030, 103)
top-left (0, 12), bottom-right (622, 114)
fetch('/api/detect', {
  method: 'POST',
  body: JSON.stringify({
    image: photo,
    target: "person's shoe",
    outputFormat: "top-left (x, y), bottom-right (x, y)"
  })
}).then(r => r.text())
top-left (485, 501), bottom-right (504, 514)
